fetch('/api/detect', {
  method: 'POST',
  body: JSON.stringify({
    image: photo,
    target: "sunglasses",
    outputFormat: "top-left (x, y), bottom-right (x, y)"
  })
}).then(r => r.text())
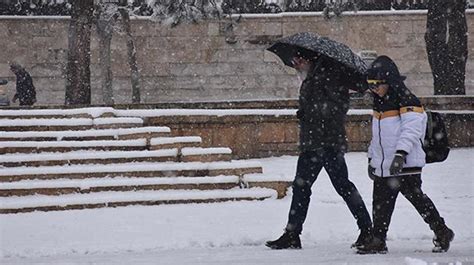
top-left (367, 79), bottom-right (386, 85)
top-left (367, 79), bottom-right (386, 89)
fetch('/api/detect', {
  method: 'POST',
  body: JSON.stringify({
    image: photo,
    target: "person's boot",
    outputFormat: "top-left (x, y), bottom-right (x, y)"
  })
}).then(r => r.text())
top-left (351, 227), bottom-right (373, 249)
top-left (432, 226), bottom-right (454, 253)
top-left (356, 237), bottom-right (387, 255)
top-left (265, 231), bottom-right (301, 249)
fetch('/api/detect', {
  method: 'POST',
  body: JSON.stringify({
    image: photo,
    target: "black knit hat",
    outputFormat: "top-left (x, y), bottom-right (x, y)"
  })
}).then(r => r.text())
top-left (367, 55), bottom-right (406, 82)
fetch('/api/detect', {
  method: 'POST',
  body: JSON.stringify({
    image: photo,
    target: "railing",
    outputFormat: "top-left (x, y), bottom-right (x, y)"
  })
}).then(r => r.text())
top-left (221, 0), bottom-right (429, 12)
top-left (0, 0), bottom-right (470, 16)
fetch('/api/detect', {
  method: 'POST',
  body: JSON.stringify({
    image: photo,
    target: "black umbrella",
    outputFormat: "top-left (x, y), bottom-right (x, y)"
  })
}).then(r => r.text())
top-left (267, 32), bottom-right (368, 77)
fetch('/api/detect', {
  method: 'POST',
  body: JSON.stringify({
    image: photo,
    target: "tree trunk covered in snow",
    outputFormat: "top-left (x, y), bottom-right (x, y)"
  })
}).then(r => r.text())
top-left (119, 8), bottom-right (141, 104)
top-left (65, 0), bottom-right (94, 106)
top-left (97, 12), bottom-right (115, 105)
top-left (425, 0), bottom-right (468, 95)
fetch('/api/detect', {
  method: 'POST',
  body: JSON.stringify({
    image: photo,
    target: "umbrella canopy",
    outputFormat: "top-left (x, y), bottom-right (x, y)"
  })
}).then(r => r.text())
top-left (267, 32), bottom-right (367, 76)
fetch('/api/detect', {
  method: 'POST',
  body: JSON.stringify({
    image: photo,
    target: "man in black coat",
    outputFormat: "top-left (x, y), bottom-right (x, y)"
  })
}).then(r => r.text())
top-left (266, 52), bottom-right (372, 249)
top-left (10, 63), bottom-right (36, 106)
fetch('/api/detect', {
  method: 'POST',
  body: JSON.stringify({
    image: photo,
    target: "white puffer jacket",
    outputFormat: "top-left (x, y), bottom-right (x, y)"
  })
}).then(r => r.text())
top-left (366, 55), bottom-right (428, 177)
top-left (368, 109), bottom-right (427, 177)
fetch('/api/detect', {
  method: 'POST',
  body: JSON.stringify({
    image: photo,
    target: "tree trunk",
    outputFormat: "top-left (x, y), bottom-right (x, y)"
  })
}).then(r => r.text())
top-left (97, 17), bottom-right (115, 105)
top-left (65, 0), bottom-right (94, 105)
top-left (447, 0), bottom-right (468, 94)
top-left (425, 0), bottom-right (468, 95)
top-left (119, 8), bottom-right (141, 103)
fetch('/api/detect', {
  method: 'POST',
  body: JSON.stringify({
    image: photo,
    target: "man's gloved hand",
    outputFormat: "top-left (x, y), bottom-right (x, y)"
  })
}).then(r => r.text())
top-left (296, 110), bottom-right (304, 120)
top-left (367, 158), bottom-right (376, 180)
top-left (368, 166), bottom-right (377, 180)
top-left (389, 151), bottom-right (407, 176)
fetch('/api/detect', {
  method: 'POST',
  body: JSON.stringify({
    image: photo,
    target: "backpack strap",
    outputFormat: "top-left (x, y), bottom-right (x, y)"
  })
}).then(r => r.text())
top-left (425, 109), bottom-right (433, 139)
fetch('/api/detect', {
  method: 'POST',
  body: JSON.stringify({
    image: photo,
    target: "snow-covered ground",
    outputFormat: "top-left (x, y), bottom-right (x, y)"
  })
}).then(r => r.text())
top-left (1, 149), bottom-right (473, 265)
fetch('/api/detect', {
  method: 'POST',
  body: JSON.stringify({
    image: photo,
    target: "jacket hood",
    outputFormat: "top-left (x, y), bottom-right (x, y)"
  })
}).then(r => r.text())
top-left (367, 55), bottom-right (406, 83)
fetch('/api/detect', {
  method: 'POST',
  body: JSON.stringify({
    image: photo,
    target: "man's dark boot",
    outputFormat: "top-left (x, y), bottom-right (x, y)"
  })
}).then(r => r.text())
top-left (356, 237), bottom-right (387, 255)
top-left (432, 226), bottom-right (454, 253)
top-left (351, 228), bottom-right (373, 249)
top-left (265, 231), bottom-right (301, 249)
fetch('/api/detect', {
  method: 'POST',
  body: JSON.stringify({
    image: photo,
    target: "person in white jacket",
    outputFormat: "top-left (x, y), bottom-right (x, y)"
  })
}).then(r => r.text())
top-left (356, 56), bottom-right (454, 254)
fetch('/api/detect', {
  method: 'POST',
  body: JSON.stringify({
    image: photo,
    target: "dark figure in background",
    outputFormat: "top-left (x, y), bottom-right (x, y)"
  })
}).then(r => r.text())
top-left (356, 55), bottom-right (454, 254)
top-left (266, 51), bottom-right (373, 250)
top-left (10, 63), bottom-right (36, 106)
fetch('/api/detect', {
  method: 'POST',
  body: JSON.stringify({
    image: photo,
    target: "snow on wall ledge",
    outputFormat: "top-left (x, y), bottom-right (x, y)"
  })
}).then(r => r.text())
top-left (0, 11), bottom-right (473, 106)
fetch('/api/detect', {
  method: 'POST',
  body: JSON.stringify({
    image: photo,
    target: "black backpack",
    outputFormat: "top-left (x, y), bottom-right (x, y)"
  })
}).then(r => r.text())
top-left (423, 110), bottom-right (450, 163)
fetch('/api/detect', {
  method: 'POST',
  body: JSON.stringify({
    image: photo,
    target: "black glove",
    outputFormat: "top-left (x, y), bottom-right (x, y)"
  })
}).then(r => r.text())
top-left (296, 110), bottom-right (304, 120)
top-left (368, 158), bottom-right (376, 180)
top-left (389, 151), bottom-right (407, 176)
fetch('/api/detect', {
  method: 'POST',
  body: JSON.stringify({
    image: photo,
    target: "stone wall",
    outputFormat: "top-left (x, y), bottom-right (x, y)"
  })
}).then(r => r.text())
top-left (0, 11), bottom-right (473, 106)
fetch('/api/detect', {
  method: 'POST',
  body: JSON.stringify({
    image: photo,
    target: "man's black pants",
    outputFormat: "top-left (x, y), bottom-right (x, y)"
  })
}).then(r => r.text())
top-left (372, 174), bottom-right (445, 240)
top-left (286, 148), bottom-right (372, 234)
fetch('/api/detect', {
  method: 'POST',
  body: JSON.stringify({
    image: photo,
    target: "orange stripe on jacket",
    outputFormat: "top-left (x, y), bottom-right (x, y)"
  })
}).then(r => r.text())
top-left (373, 106), bottom-right (424, 120)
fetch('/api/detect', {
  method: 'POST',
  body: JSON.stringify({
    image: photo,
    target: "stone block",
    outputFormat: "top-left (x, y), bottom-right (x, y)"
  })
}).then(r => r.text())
top-left (282, 21), bottom-right (329, 37)
top-left (139, 63), bottom-right (171, 77)
top-left (130, 20), bottom-right (165, 37)
top-left (168, 22), bottom-right (209, 37)
top-left (211, 49), bottom-right (265, 63)
top-left (161, 48), bottom-right (203, 63)
top-left (205, 49), bottom-right (227, 63)
top-left (258, 123), bottom-right (286, 143)
top-left (0, 23), bottom-right (8, 37)
top-left (385, 33), bottom-right (424, 48)
top-left (412, 20), bottom-right (427, 34)
top-left (261, 21), bottom-right (283, 35)
top-left (206, 74), bottom-right (259, 89)
top-left (382, 46), bottom-right (428, 61)
top-left (208, 22), bottom-right (220, 36)
top-left (395, 60), bottom-right (432, 74)
top-left (234, 21), bottom-right (282, 36)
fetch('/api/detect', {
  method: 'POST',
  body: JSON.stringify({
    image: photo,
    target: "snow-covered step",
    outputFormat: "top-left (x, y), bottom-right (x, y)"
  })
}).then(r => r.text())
top-left (0, 117), bottom-right (144, 131)
top-left (0, 118), bottom-right (93, 131)
top-left (0, 175), bottom-right (241, 196)
top-left (91, 117), bottom-right (144, 129)
top-left (0, 139), bottom-right (148, 154)
top-left (0, 161), bottom-right (263, 182)
top-left (149, 136), bottom-right (202, 150)
top-left (243, 174), bottom-right (292, 199)
top-left (0, 188), bottom-right (277, 214)
top-left (0, 107), bottom-right (114, 119)
top-left (0, 149), bottom-right (179, 167)
top-left (0, 147), bottom-right (232, 167)
top-left (180, 147), bottom-right (232, 162)
top-left (0, 126), bottom-right (171, 141)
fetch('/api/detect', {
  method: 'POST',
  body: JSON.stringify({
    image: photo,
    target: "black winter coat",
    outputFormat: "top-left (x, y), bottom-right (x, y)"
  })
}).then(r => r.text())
top-left (13, 68), bottom-right (36, 106)
top-left (298, 57), bottom-right (351, 152)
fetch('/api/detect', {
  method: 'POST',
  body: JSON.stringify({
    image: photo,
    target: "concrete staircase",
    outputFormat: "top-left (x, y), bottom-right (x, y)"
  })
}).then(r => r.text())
top-left (0, 108), bottom-right (291, 214)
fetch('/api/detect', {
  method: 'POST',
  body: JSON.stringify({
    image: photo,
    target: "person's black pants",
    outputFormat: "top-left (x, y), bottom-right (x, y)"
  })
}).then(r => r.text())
top-left (286, 148), bottom-right (372, 234)
top-left (372, 174), bottom-right (445, 241)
